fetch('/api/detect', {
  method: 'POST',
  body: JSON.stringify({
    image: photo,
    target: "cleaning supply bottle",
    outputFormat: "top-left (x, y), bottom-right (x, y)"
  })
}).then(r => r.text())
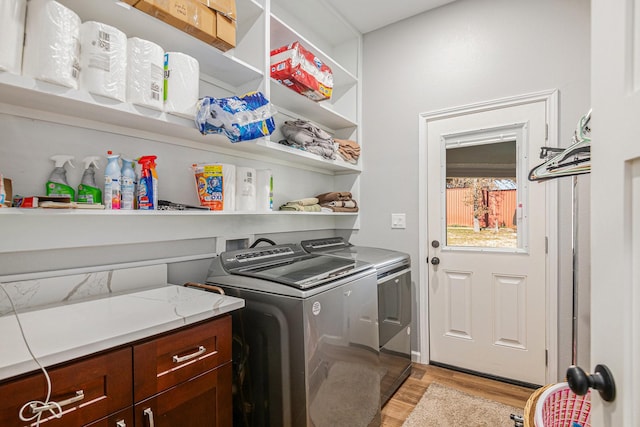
top-left (77, 156), bottom-right (102, 204)
top-left (137, 155), bottom-right (158, 210)
top-left (104, 151), bottom-right (121, 210)
top-left (120, 157), bottom-right (136, 210)
top-left (46, 155), bottom-right (75, 199)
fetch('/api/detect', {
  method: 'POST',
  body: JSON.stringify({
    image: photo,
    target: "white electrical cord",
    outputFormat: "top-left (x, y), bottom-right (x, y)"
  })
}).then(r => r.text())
top-left (0, 284), bottom-right (63, 425)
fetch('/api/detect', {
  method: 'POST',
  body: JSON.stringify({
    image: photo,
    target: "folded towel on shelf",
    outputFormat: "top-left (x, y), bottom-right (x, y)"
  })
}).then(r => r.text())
top-left (325, 205), bottom-right (358, 213)
top-left (279, 203), bottom-right (321, 212)
top-left (279, 119), bottom-right (338, 160)
top-left (323, 200), bottom-right (357, 209)
top-left (283, 197), bottom-right (319, 206)
top-left (316, 191), bottom-right (353, 204)
top-left (335, 138), bottom-right (361, 164)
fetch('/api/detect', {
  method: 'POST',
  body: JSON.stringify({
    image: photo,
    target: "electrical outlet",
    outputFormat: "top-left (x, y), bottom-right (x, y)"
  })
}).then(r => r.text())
top-left (391, 213), bottom-right (406, 229)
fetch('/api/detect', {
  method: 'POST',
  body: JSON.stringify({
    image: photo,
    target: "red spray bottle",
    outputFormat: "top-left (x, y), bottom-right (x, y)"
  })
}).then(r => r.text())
top-left (137, 155), bottom-right (157, 210)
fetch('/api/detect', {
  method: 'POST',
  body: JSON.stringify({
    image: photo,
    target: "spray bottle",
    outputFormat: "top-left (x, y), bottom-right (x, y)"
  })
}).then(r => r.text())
top-left (137, 155), bottom-right (158, 210)
top-left (104, 151), bottom-right (121, 210)
top-left (77, 156), bottom-right (102, 204)
top-left (120, 157), bottom-right (136, 210)
top-left (46, 155), bottom-right (75, 199)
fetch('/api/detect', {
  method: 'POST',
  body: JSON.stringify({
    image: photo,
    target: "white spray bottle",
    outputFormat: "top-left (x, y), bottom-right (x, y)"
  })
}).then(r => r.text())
top-left (77, 156), bottom-right (102, 204)
top-left (46, 155), bottom-right (75, 199)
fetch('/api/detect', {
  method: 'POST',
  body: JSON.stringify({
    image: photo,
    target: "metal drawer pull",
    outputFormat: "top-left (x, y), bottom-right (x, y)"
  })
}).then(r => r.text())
top-left (116, 421), bottom-right (127, 427)
top-left (30, 390), bottom-right (84, 414)
top-left (143, 408), bottom-right (155, 427)
top-left (173, 345), bottom-right (206, 363)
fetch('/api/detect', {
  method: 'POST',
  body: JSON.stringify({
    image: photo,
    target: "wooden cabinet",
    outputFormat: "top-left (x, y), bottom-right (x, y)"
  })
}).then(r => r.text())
top-left (134, 366), bottom-right (232, 427)
top-left (0, 348), bottom-right (132, 427)
top-left (133, 315), bottom-right (232, 427)
top-left (0, 315), bottom-right (232, 427)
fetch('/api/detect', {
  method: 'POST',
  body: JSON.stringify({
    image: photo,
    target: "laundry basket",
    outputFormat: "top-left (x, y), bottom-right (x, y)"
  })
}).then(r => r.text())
top-left (524, 382), bottom-right (591, 427)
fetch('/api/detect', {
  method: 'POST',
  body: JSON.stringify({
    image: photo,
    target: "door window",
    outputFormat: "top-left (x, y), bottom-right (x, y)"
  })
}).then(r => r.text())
top-left (442, 126), bottom-right (528, 251)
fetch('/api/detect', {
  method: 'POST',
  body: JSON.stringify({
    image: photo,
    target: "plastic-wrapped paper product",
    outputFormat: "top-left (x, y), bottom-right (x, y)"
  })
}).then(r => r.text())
top-left (79, 21), bottom-right (127, 102)
top-left (127, 37), bottom-right (164, 110)
top-left (235, 167), bottom-right (256, 211)
top-left (22, 0), bottom-right (80, 88)
top-left (192, 163), bottom-right (236, 210)
top-left (256, 169), bottom-right (273, 211)
top-left (195, 92), bottom-right (276, 142)
top-left (164, 52), bottom-right (199, 118)
top-left (0, 0), bottom-right (26, 75)
top-left (270, 41), bottom-right (333, 101)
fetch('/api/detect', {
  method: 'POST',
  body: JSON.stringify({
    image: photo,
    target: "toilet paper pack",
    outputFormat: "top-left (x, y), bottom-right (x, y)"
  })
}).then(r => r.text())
top-left (79, 21), bottom-right (127, 102)
top-left (22, 0), bottom-right (81, 88)
top-left (0, 0), bottom-right (27, 75)
top-left (127, 37), bottom-right (165, 110)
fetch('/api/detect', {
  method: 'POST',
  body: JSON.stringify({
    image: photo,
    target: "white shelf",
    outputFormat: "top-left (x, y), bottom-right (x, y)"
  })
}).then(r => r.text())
top-left (270, 14), bottom-right (358, 88)
top-left (0, 72), bottom-right (360, 174)
top-left (56, 0), bottom-right (264, 86)
top-left (0, 208), bottom-right (358, 216)
top-left (269, 79), bottom-right (357, 130)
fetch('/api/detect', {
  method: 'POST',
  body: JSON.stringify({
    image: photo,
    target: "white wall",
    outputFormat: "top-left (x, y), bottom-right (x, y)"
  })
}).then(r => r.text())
top-left (357, 0), bottom-right (591, 379)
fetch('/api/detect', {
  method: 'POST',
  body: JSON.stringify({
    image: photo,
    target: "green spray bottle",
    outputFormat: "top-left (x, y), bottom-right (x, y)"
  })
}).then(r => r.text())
top-left (46, 155), bottom-right (75, 199)
top-left (77, 156), bottom-right (102, 204)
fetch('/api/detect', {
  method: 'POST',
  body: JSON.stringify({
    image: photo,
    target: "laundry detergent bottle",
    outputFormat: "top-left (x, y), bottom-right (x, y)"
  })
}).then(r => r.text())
top-left (120, 157), bottom-right (136, 210)
top-left (137, 155), bottom-right (157, 210)
top-left (46, 155), bottom-right (75, 199)
top-left (104, 151), bottom-right (121, 210)
top-left (77, 156), bottom-right (102, 204)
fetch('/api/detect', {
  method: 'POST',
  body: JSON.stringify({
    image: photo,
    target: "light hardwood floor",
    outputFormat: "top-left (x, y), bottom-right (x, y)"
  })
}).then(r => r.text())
top-left (381, 364), bottom-right (535, 427)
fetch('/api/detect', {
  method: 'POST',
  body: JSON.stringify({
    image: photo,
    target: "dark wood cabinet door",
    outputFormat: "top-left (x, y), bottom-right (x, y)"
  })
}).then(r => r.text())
top-left (134, 315), bottom-right (232, 402)
top-left (134, 363), bottom-right (232, 427)
top-left (85, 407), bottom-right (134, 427)
top-left (0, 348), bottom-right (132, 427)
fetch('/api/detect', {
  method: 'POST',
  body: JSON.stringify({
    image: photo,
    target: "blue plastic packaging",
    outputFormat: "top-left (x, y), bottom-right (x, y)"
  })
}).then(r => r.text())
top-left (195, 91), bottom-right (276, 142)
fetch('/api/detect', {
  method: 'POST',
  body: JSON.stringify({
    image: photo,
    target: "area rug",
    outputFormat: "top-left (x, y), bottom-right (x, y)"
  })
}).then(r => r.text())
top-left (402, 382), bottom-right (524, 427)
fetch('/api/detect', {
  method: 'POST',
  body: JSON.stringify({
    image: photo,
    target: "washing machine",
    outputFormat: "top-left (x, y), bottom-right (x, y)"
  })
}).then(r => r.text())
top-left (301, 237), bottom-right (412, 405)
top-left (206, 243), bottom-right (381, 427)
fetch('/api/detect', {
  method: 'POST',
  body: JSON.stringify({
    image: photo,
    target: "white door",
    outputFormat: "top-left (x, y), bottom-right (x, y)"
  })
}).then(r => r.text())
top-left (425, 97), bottom-right (552, 385)
top-left (589, 0), bottom-right (640, 423)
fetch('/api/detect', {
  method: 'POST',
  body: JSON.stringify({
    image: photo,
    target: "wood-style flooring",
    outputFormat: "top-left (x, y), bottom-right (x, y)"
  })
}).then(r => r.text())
top-left (381, 364), bottom-right (535, 427)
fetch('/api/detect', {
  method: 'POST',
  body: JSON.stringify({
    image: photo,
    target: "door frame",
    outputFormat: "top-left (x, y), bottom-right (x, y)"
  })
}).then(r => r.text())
top-left (417, 89), bottom-right (560, 382)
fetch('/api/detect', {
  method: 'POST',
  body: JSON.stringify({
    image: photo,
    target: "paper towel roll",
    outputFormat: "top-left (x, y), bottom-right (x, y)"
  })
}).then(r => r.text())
top-left (236, 167), bottom-right (256, 211)
top-left (164, 52), bottom-right (200, 118)
top-left (79, 21), bottom-right (127, 102)
top-left (0, 0), bottom-right (26, 75)
top-left (22, 0), bottom-right (80, 88)
top-left (256, 169), bottom-right (273, 211)
top-left (221, 163), bottom-right (236, 212)
top-left (126, 37), bottom-right (164, 110)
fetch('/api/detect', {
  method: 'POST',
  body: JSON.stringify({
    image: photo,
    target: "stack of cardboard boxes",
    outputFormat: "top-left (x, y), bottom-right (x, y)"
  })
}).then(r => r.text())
top-left (124, 0), bottom-right (236, 51)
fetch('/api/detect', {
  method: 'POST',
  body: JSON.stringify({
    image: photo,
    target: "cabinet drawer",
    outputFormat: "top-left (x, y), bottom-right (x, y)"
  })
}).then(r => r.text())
top-left (134, 315), bottom-right (231, 401)
top-left (85, 407), bottom-right (134, 427)
top-left (134, 363), bottom-right (232, 427)
top-left (0, 348), bottom-right (132, 427)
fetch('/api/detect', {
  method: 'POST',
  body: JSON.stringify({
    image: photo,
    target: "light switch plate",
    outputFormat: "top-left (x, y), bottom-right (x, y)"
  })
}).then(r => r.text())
top-left (391, 213), bottom-right (406, 229)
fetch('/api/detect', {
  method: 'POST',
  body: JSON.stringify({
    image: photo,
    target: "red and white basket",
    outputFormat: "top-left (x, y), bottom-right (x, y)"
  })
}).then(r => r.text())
top-left (533, 382), bottom-right (591, 427)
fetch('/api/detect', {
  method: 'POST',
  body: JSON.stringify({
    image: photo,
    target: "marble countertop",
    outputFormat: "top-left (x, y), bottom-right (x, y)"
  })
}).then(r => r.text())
top-left (0, 284), bottom-right (244, 381)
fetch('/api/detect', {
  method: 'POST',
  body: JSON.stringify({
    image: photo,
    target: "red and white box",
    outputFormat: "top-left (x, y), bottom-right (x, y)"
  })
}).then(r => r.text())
top-left (270, 42), bottom-right (333, 102)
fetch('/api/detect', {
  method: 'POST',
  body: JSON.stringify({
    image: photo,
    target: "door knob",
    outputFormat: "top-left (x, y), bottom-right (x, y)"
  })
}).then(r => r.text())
top-left (431, 240), bottom-right (440, 248)
top-left (566, 364), bottom-right (616, 402)
top-left (430, 257), bottom-right (440, 265)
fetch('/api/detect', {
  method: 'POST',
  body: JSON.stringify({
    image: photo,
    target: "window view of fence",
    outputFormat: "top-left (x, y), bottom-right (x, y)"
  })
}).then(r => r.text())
top-left (445, 178), bottom-right (518, 248)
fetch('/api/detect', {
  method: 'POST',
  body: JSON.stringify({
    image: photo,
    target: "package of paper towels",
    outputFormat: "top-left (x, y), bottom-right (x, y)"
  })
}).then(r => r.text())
top-left (79, 21), bottom-right (127, 102)
top-left (164, 52), bottom-right (199, 118)
top-left (22, 0), bottom-right (80, 88)
top-left (236, 167), bottom-right (256, 211)
top-left (221, 164), bottom-right (236, 212)
top-left (256, 169), bottom-right (273, 211)
top-left (0, 0), bottom-right (26, 75)
top-left (127, 37), bottom-right (164, 110)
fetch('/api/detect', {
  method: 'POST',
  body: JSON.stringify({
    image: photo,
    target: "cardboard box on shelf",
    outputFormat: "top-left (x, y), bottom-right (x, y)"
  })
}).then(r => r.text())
top-left (135, 0), bottom-right (235, 51)
top-left (195, 0), bottom-right (236, 49)
top-left (270, 42), bottom-right (333, 102)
